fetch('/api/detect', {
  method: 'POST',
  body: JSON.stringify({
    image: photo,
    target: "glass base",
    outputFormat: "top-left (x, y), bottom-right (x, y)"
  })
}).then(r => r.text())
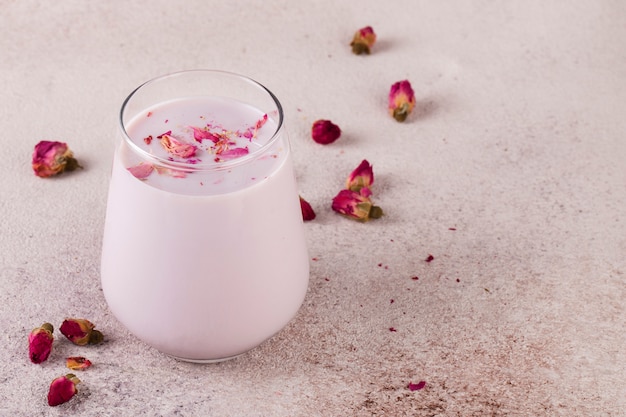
top-left (167, 352), bottom-right (245, 364)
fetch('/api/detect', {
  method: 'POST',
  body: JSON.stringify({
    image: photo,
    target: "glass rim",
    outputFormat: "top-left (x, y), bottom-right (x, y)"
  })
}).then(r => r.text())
top-left (118, 69), bottom-right (285, 172)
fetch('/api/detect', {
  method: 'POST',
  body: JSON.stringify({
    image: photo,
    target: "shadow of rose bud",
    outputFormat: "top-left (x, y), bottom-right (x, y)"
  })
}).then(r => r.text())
top-left (60, 318), bottom-right (104, 346)
top-left (311, 119), bottom-right (341, 145)
top-left (28, 323), bottom-right (54, 364)
top-left (32, 141), bottom-right (82, 178)
top-left (350, 26), bottom-right (377, 55)
top-left (48, 374), bottom-right (81, 406)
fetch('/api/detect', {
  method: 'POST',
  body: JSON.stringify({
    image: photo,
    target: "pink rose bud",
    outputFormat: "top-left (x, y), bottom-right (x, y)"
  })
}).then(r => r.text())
top-left (331, 189), bottom-right (383, 222)
top-left (159, 133), bottom-right (198, 158)
top-left (28, 323), bottom-right (54, 364)
top-left (350, 26), bottom-right (377, 55)
top-left (66, 356), bottom-right (92, 371)
top-left (60, 318), bottom-right (104, 346)
top-left (299, 196), bottom-right (316, 221)
top-left (48, 374), bottom-right (81, 406)
top-left (388, 80), bottom-right (416, 122)
top-left (32, 141), bottom-right (82, 178)
top-left (311, 119), bottom-right (341, 145)
top-left (346, 159), bottom-right (374, 192)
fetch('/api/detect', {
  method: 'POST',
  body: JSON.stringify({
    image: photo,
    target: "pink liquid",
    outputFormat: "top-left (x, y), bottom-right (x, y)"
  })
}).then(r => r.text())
top-left (101, 97), bottom-right (309, 361)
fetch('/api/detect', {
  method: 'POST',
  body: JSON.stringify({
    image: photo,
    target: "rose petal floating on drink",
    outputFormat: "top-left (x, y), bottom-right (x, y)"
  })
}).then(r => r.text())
top-left (299, 196), bottom-right (316, 221)
top-left (388, 80), bottom-right (416, 122)
top-left (346, 159), bottom-right (374, 192)
top-left (160, 134), bottom-right (198, 158)
top-left (127, 163), bottom-right (154, 180)
top-left (190, 126), bottom-right (221, 143)
top-left (59, 318), bottom-right (104, 346)
top-left (47, 374), bottom-right (81, 406)
top-left (216, 147), bottom-right (249, 161)
top-left (350, 26), bottom-right (377, 55)
top-left (28, 323), bottom-right (54, 364)
top-left (32, 141), bottom-right (82, 178)
top-left (66, 356), bottom-right (92, 371)
top-left (311, 119), bottom-right (341, 145)
top-left (331, 189), bottom-right (383, 222)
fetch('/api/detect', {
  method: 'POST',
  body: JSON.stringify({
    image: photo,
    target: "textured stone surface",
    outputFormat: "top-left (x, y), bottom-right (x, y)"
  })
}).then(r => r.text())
top-left (1, 1), bottom-right (625, 415)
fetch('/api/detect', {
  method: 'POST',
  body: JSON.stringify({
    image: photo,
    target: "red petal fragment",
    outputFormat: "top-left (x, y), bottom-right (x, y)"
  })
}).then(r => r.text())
top-left (408, 381), bottom-right (426, 391)
top-left (66, 356), bottom-right (92, 371)
top-left (299, 196), bottom-right (316, 221)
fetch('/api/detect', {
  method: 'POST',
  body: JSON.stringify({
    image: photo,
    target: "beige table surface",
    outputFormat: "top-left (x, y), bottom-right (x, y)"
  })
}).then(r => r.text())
top-left (1, 1), bottom-right (625, 416)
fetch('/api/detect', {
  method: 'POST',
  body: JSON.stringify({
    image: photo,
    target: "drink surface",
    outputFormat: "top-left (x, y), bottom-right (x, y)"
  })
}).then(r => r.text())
top-left (122, 96), bottom-right (283, 196)
top-left (101, 97), bottom-right (309, 361)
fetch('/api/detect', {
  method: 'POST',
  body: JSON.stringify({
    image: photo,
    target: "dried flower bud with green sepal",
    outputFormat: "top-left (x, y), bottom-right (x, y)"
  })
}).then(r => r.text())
top-left (350, 26), bottom-right (377, 55)
top-left (28, 323), bottom-right (54, 364)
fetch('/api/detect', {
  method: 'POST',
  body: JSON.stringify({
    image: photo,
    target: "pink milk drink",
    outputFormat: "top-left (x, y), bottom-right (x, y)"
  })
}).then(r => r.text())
top-left (100, 70), bottom-right (310, 362)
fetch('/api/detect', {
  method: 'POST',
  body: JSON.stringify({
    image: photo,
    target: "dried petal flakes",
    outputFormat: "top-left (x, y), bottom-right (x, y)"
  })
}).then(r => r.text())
top-left (28, 323), bottom-right (54, 364)
top-left (48, 374), bottom-right (81, 406)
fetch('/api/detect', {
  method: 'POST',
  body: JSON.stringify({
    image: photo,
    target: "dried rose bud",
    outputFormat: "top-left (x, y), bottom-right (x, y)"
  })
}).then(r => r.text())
top-left (60, 318), bottom-right (104, 346)
top-left (331, 189), bottom-right (383, 222)
top-left (160, 134), bottom-right (197, 158)
top-left (299, 196), bottom-right (316, 221)
top-left (32, 141), bottom-right (82, 178)
top-left (28, 323), bottom-right (54, 364)
top-left (388, 80), bottom-right (416, 122)
top-left (346, 159), bottom-right (374, 192)
top-left (350, 26), bottom-right (377, 55)
top-left (48, 374), bottom-right (81, 406)
top-left (66, 356), bottom-right (92, 371)
top-left (311, 120), bottom-right (341, 145)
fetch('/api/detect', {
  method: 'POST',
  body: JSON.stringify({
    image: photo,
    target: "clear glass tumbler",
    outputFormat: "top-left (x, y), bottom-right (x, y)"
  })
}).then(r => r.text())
top-left (100, 70), bottom-right (310, 362)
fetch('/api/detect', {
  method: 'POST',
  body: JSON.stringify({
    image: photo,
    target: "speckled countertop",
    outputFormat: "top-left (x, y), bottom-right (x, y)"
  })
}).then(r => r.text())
top-left (1, 1), bottom-right (625, 415)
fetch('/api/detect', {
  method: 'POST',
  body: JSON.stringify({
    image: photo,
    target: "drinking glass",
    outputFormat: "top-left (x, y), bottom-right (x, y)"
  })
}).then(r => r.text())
top-left (100, 70), bottom-right (310, 362)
